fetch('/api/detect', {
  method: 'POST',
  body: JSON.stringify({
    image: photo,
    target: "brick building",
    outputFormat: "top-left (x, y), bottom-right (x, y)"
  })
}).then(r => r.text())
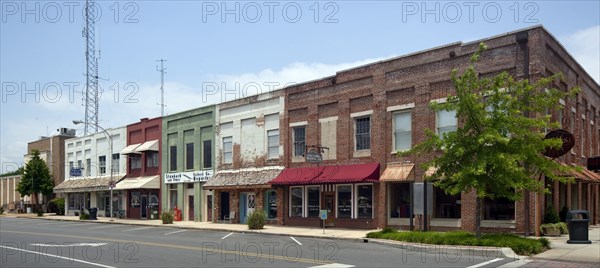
top-left (115, 117), bottom-right (162, 220)
top-left (268, 26), bottom-right (599, 233)
top-left (204, 90), bottom-right (284, 224)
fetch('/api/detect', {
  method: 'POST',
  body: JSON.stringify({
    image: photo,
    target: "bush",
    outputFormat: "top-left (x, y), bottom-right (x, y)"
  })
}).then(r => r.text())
top-left (161, 210), bottom-right (174, 224)
top-left (48, 198), bottom-right (65, 215)
top-left (556, 222), bottom-right (568, 234)
top-left (79, 212), bottom-right (89, 220)
top-left (366, 230), bottom-right (550, 255)
top-left (247, 210), bottom-right (266, 230)
top-left (36, 208), bottom-right (44, 217)
top-left (543, 205), bottom-right (560, 224)
top-left (0, 207), bottom-right (4, 215)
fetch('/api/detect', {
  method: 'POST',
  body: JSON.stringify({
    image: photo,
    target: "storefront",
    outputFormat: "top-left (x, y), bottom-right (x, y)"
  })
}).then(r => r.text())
top-left (164, 171), bottom-right (213, 221)
top-left (54, 175), bottom-right (125, 217)
top-left (204, 167), bottom-right (283, 224)
top-left (114, 175), bottom-right (161, 219)
top-left (269, 162), bottom-right (380, 229)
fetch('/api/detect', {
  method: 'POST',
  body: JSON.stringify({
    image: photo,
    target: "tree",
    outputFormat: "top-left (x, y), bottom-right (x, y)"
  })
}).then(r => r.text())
top-left (17, 149), bottom-right (54, 208)
top-left (402, 43), bottom-right (578, 238)
top-left (0, 166), bottom-right (24, 177)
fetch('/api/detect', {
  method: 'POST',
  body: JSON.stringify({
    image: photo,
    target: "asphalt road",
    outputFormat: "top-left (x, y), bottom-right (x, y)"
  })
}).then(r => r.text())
top-left (0, 217), bottom-right (514, 268)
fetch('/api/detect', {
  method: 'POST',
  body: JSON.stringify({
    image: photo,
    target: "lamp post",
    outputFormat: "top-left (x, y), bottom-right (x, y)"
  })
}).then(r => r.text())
top-left (73, 120), bottom-right (114, 221)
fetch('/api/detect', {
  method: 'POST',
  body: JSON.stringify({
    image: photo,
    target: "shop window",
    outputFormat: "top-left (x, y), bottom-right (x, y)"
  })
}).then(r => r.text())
top-left (433, 187), bottom-right (461, 218)
top-left (186, 143), bottom-right (194, 170)
top-left (99, 155), bottom-right (106, 175)
top-left (146, 151), bottom-right (159, 168)
top-left (96, 192), bottom-right (106, 210)
top-left (170, 146), bottom-right (177, 171)
top-left (393, 111), bottom-right (412, 151)
top-left (307, 186), bottom-right (320, 217)
top-left (290, 187), bottom-right (303, 217)
top-left (437, 110), bottom-right (457, 137)
top-left (337, 185), bottom-right (352, 218)
top-left (292, 127), bottom-right (306, 157)
top-left (355, 117), bottom-right (371, 151)
top-left (483, 197), bottom-right (515, 220)
top-left (223, 137), bottom-right (232, 164)
top-left (203, 140), bottom-right (212, 168)
top-left (267, 129), bottom-right (280, 159)
top-left (389, 183), bottom-right (410, 218)
top-left (356, 184), bottom-right (373, 219)
top-left (264, 190), bottom-right (277, 220)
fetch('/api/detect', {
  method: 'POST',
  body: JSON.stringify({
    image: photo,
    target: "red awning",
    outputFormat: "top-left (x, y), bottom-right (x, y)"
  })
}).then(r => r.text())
top-left (269, 163), bottom-right (380, 185)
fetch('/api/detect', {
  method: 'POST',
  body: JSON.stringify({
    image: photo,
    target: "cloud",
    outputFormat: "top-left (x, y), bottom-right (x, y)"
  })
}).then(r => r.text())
top-left (561, 25), bottom-right (600, 84)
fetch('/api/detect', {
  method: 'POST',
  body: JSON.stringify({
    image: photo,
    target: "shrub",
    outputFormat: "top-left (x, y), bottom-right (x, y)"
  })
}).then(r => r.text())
top-left (381, 227), bottom-right (396, 234)
top-left (36, 208), bottom-right (44, 217)
top-left (247, 210), bottom-right (266, 230)
top-left (161, 210), bottom-right (174, 224)
top-left (79, 212), bottom-right (89, 220)
top-left (543, 205), bottom-right (560, 224)
top-left (48, 198), bottom-right (65, 215)
top-left (0, 207), bottom-right (4, 215)
top-left (556, 222), bottom-right (568, 234)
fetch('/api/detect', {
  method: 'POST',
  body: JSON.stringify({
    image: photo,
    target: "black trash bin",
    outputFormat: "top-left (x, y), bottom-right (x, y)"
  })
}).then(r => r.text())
top-left (88, 207), bottom-right (98, 220)
top-left (566, 210), bottom-right (591, 244)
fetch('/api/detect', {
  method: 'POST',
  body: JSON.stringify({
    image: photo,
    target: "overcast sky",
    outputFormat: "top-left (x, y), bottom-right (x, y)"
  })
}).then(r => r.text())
top-left (1, 1), bottom-right (599, 173)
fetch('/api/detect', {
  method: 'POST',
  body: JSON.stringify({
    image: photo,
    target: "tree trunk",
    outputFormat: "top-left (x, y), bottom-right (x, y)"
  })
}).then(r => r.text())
top-left (476, 196), bottom-right (482, 239)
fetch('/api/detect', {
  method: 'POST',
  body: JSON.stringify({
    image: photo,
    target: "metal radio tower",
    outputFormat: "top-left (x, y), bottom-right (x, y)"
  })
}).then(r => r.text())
top-left (157, 59), bottom-right (167, 116)
top-left (83, 0), bottom-right (99, 134)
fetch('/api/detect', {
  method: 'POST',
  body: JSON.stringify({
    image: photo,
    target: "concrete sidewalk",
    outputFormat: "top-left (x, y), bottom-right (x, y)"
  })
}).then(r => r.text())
top-left (529, 225), bottom-right (600, 263)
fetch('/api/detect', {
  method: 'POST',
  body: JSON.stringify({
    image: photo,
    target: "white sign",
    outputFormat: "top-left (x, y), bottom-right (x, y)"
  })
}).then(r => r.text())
top-left (164, 170), bottom-right (214, 184)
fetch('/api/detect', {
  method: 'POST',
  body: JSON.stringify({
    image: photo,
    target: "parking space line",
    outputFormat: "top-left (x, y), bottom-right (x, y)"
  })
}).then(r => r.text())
top-left (0, 245), bottom-right (116, 268)
top-left (221, 232), bottom-right (233, 239)
top-left (59, 223), bottom-right (98, 227)
top-left (290, 236), bottom-right (302, 245)
top-left (164, 229), bottom-right (186, 236)
top-left (88, 225), bottom-right (118, 230)
top-left (122, 226), bottom-right (153, 232)
top-left (467, 258), bottom-right (503, 268)
top-left (37, 222), bottom-right (64, 225)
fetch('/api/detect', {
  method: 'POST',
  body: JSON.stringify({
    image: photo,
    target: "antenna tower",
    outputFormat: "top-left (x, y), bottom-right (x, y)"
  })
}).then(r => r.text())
top-left (83, 0), bottom-right (99, 134)
top-left (157, 59), bottom-right (167, 116)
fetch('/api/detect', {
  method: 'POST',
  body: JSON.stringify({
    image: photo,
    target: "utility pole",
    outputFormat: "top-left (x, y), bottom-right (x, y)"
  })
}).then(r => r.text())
top-left (156, 59), bottom-right (167, 116)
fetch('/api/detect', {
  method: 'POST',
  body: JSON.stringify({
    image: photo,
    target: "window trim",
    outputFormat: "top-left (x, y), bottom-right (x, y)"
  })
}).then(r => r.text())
top-left (336, 184), bottom-right (353, 219)
top-left (355, 183), bottom-right (374, 219)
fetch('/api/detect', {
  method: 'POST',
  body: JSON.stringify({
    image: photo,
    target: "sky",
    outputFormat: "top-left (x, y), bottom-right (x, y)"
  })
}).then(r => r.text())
top-left (1, 0), bottom-right (599, 173)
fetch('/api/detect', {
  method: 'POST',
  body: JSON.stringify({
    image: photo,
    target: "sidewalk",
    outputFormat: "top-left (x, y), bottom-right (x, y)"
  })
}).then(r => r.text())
top-left (529, 225), bottom-right (600, 263)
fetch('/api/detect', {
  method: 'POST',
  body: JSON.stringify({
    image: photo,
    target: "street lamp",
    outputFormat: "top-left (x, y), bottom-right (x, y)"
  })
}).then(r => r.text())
top-left (73, 120), bottom-right (115, 221)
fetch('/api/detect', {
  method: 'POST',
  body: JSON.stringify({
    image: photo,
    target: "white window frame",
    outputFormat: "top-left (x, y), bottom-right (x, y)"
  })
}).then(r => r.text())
top-left (223, 136), bottom-right (233, 164)
top-left (392, 110), bottom-right (412, 152)
top-left (289, 186), bottom-right (304, 218)
top-left (267, 129), bottom-right (280, 159)
top-left (99, 155), bottom-right (106, 175)
top-left (436, 109), bottom-right (457, 137)
top-left (336, 184), bottom-right (353, 219)
top-left (305, 186), bottom-right (321, 218)
top-left (354, 116), bottom-right (371, 151)
top-left (355, 183), bottom-right (374, 219)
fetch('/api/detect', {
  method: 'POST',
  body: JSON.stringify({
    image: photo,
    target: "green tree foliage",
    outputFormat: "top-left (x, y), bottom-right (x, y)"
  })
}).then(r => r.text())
top-left (0, 167), bottom-right (24, 177)
top-left (16, 149), bottom-right (54, 205)
top-left (402, 43), bottom-right (578, 237)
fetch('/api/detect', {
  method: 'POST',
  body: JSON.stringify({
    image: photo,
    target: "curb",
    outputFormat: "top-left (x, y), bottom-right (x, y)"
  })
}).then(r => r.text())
top-left (366, 238), bottom-right (519, 259)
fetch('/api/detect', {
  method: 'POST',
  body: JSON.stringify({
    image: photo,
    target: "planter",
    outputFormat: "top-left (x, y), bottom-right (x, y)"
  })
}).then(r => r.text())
top-left (541, 225), bottom-right (561, 236)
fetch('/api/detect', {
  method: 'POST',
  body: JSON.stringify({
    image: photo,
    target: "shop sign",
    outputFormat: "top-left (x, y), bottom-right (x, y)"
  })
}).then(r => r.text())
top-left (70, 168), bottom-right (82, 177)
top-left (164, 170), bottom-right (214, 184)
top-left (149, 194), bottom-right (159, 207)
top-left (306, 148), bottom-right (322, 163)
top-left (543, 129), bottom-right (575, 158)
top-left (131, 192), bottom-right (140, 208)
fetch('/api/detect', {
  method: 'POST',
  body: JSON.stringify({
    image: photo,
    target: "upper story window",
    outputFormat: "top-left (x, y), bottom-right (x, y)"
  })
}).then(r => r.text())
top-left (99, 155), bottom-right (106, 175)
top-left (169, 146), bottom-right (177, 171)
top-left (355, 117), bottom-right (371, 151)
top-left (146, 151), bottom-right (159, 168)
top-left (292, 126), bottom-right (306, 157)
top-left (393, 111), bottom-right (412, 151)
top-left (436, 110), bottom-right (457, 137)
top-left (223, 137), bottom-right (233, 164)
top-left (203, 140), bottom-right (212, 168)
top-left (112, 153), bottom-right (119, 173)
top-left (130, 155), bottom-right (141, 170)
top-left (267, 129), bottom-right (279, 159)
top-left (186, 143), bottom-right (194, 170)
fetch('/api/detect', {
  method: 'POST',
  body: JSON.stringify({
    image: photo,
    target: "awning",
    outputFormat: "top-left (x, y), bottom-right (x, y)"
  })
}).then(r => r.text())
top-left (114, 175), bottom-right (160, 190)
top-left (580, 169), bottom-right (600, 183)
top-left (54, 175), bottom-right (124, 193)
top-left (121, 143), bottom-right (141, 155)
top-left (136, 140), bottom-right (159, 152)
top-left (204, 167), bottom-right (283, 189)
top-left (380, 163), bottom-right (414, 182)
top-left (269, 163), bottom-right (380, 185)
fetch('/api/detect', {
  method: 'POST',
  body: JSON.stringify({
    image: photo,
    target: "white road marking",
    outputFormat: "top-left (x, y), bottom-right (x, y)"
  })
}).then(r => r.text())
top-left (0, 245), bottom-right (116, 268)
top-left (122, 226), bottom-right (153, 232)
top-left (59, 223), bottom-right (97, 227)
top-left (164, 229), bottom-right (186, 236)
top-left (467, 258), bottom-right (504, 268)
top-left (309, 263), bottom-right (355, 268)
top-left (290, 236), bottom-right (302, 245)
top-left (37, 222), bottom-right (63, 225)
top-left (221, 232), bottom-right (233, 240)
top-left (30, 243), bottom-right (107, 247)
top-left (88, 225), bottom-right (117, 230)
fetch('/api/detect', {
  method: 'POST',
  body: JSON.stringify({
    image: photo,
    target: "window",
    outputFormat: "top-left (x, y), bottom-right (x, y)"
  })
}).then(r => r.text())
top-left (170, 146), bottom-right (177, 171)
top-left (169, 184), bottom-right (178, 209)
top-left (86, 158), bottom-right (91, 176)
top-left (437, 110), bottom-right (457, 137)
top-left (355, 117), bottom-right (371, 151)
top-left (96, 192), bottom-right (105, 210)
top-left (337, 185), bottom-right (352, 218)
top-left (389, 183), bottom-right (410, 218)
top-left (307, 186), bottom-right (320, 217)
top-left (292, 127), bottom-right (306, 157)
top-left (186, 143), bottom-right (194, 170)
top-left (267, 129), bottom-right (279, 159)
top-left (112, 154), bottom-right (119, 173)
top-left (483, 197), bottom-right (515, 220)
top-left (69, 161), bottom-right (74, 177)
top-left (290, 187), bottom-right (303, 217)
top-left (130, 155), bottom-right (141, 170)
top-left (433, 187), bottom-right (461, 218)
top-left (264, 190), bottom-right (277, 220)
top-left (146, 151), bottom-right (158, 168)
top-left (570, 111), bottom-right (575, 154)
top-left (203, 140), bottom-right (212, 168)
top-left (393, 111), bottom-right (412, 151)
top-left (99, 156), bottom-right (106, 175)
top-left (77, 160), bottom-right (83, 169)
top-left (223, 137), bottom-right (232, 164)
top-left (581, 117), bottom-right (585, 156)
top-left (356, 184), bottom-right (373, 218)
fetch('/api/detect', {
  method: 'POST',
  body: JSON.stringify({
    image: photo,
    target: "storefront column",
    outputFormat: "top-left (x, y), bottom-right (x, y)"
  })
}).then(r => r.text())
top-left (194, 183), bottom-right (202, 221)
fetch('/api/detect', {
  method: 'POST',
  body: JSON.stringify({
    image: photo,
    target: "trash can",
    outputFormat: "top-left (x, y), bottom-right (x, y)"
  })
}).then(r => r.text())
top-left (566, 210), bottom-right (591, 244)
top-left (88, 207), bottom-right (98, 220)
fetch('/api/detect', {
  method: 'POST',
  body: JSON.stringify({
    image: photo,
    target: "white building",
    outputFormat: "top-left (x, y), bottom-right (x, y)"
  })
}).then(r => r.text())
top-left (54, 126), bottom-right (127, 217)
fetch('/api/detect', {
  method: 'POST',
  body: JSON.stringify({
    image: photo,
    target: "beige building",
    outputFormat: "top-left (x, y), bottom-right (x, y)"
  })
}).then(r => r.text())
top-left (1, 175), bottom-right (23, 212)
